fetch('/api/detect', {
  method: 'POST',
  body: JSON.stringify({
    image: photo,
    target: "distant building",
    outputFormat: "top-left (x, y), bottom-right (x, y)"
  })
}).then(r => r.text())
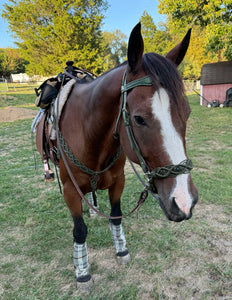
top-left (10, 73), bottom-right (30, 83)
top-left (200, 61), bottom-right (232, 106)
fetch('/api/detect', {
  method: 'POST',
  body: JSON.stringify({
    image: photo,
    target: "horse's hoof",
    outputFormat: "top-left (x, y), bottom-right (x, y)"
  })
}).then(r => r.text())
top-left (89, 207), bottom-right (99, 217)
top-left (76, 275), bottom-right (94, 294)
top-left (116, 252), bottom-right (131, 265)
top-left (89, 211), bottom-right (98, 218)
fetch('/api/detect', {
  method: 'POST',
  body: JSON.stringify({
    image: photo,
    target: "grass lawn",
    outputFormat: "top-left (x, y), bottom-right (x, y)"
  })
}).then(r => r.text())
top-left (0, 93), bottom-right (36, 109)
top-left (0, 93), bottom-right (231, 299)
top-left (0, 82), bottom-right (40, 95)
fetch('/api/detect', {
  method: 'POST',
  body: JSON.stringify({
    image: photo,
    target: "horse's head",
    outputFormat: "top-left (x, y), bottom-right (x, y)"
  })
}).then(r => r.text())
top-left (119, 23), bottom-right (198, 222)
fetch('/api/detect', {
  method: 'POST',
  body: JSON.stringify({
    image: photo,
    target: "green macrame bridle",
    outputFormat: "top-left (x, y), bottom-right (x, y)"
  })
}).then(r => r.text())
top-left (115, 71), bottom-right (193, 194)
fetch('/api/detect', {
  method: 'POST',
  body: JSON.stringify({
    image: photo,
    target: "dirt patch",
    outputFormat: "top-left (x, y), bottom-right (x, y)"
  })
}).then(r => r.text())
top-left (0, 106), bottom-right (37, 123)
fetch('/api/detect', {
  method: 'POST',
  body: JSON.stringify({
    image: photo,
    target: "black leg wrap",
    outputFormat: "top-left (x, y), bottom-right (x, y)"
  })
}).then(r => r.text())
top-left (116, 249), bottom-right (129, 257)
top-left (110, 203), bottom-right (122, 226)
top-left (76, 274), bottom-right (92, 283)
top-left (73, 217), bottom-right (87, 244)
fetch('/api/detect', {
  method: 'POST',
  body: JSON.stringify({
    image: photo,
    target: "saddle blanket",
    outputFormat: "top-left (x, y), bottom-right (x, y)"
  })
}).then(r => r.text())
top-left (31, 78), bottom-right (76, 139)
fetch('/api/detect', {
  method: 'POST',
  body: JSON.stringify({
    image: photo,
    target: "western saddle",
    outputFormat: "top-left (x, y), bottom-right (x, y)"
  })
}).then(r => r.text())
top-left (33, 61), bottom-right (96, 182)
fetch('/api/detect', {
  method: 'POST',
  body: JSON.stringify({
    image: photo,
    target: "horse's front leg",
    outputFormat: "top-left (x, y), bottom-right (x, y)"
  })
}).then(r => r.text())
top-left (108, 175), bottom-right (131, 264)
top-left (62, 178), bottom-right (93, 292)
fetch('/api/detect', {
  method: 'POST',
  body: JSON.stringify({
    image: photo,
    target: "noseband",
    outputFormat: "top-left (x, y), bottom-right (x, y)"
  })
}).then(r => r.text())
top-left (115, 71), bottom-right (193, 194)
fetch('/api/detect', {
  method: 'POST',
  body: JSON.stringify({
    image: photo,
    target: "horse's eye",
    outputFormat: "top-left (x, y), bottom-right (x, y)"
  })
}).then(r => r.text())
top-left (134, 115), bottom-right (147, 126)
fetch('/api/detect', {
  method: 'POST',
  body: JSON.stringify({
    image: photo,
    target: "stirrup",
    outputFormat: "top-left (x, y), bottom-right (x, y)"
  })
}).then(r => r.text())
top-left (44, 170), bottom-right (55, 182)
top-left (43, 159), bottom-right (55, 182)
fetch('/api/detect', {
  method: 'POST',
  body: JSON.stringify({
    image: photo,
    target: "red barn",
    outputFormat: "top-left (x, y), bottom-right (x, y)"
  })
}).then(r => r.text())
top-left (200, 61), bottom-right (232, 106)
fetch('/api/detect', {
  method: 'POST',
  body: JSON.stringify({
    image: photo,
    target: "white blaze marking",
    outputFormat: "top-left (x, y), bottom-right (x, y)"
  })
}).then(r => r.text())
top-left (151, 88), bottom-right (192, 213)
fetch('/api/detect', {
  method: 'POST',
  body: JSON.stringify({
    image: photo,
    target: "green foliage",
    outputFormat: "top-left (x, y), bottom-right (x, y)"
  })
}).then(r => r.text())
top-left (0, 48), bottom-right (28, 77)
top-left (140, 11), bottom-right (157, 44)
top-left (158, 0), bottom-right (232, 61)
top-left (139, 11), bottom-right (205, 80)
top-left (2, 0), bottom-right (109, 75)
top-left (103, 30), bottom-right (127, 67)
top-left (178, 27), bottom-right (216, 80)
top-left (140, 11), bottom-right (172, 55)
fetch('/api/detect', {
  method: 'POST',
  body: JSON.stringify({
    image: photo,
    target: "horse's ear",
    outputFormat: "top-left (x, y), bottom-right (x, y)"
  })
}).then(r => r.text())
top-left (127, 22), bottom-right (144, 73)
top-left (166, 29), bottom-right (191, 67)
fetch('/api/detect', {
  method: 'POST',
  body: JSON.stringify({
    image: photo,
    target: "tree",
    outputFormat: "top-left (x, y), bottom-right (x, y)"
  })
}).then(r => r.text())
top-left (0, 48), bottom-right (28, 77)
top-left (139, 10), bottom-right (214, 80)
top-left (140, 11), bottom-right (172, 55)
top-left (158, 0), bottom-right (232, 61)
top-left (2, 0), bottom-right (109, 75)
top-left (103, 30), bottom-right (127, 68)
top-left (140, 11), bottom-right (157, 52)
top-left (178, 26), bottom-right (217, 80)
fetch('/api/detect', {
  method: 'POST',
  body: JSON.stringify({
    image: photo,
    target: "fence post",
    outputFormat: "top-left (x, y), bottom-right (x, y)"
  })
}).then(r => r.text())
top-left (5, 79), bottom-right (9, 92)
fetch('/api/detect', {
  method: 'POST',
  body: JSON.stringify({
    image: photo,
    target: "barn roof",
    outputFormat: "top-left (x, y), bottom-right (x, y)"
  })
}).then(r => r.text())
top-left (200, 61), bottom-right (232, 85)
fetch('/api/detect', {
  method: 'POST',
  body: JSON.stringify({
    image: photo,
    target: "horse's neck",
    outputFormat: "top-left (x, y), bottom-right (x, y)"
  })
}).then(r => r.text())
top-left (92, 67), bottom-right (124, 107)
top-left (61, 66), bottom-right (125, 159)
top-left (85, 67), bottom-right (124, 146)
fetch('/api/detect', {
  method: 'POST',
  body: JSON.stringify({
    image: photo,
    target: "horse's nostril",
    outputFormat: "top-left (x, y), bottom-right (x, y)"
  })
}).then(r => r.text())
top-left (170, 197), bottom-right (190, 221)
top-left (171, 197), bottom-right (181, 215)
top-left (186, 210), bottom-right (192, 220)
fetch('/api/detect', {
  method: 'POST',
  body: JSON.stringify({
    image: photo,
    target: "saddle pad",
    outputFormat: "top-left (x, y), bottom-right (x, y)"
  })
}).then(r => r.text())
top-left (31, 108), bottom-right (46, 133)
top-left (54, 78), bottom-right (76, 120)
top-left (50, 78), bottom-right (76, 140)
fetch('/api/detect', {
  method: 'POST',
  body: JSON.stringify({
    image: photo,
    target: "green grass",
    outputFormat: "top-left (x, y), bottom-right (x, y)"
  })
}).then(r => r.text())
top-left (0, 82), bottom-right (40, 94)
top-left (0, 93), bottom-right (232, 299)
top-left (0, 82), bottom-right (40, 109)
top-left (186, 94), bottom-right (232, 210)
top-left (0, 93), bottom-right (37, 109)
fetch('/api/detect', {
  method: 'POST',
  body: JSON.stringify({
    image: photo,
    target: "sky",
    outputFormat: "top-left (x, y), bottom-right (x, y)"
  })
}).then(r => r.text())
top-left (0, 0), bottom-right (165, 48)
top-left (102, 0), bottom-right (165, 37)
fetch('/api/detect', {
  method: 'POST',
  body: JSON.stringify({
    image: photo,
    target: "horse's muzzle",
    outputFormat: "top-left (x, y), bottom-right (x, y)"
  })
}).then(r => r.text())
top-left (159, 195), bottom-right (198, 222)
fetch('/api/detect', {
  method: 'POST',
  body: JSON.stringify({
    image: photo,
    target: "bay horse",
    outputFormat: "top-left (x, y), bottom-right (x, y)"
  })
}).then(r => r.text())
top-left (54, 23), bottom-right (198, 291)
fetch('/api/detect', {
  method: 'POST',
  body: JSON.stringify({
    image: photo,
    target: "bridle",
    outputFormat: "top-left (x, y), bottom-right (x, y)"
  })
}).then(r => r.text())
top-left (115, 71), bottom-right (193, 194)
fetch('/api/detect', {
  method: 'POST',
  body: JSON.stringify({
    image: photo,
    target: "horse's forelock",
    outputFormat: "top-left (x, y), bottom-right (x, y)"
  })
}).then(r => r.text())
top-left (142, 53), bottom-right (187, 110)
